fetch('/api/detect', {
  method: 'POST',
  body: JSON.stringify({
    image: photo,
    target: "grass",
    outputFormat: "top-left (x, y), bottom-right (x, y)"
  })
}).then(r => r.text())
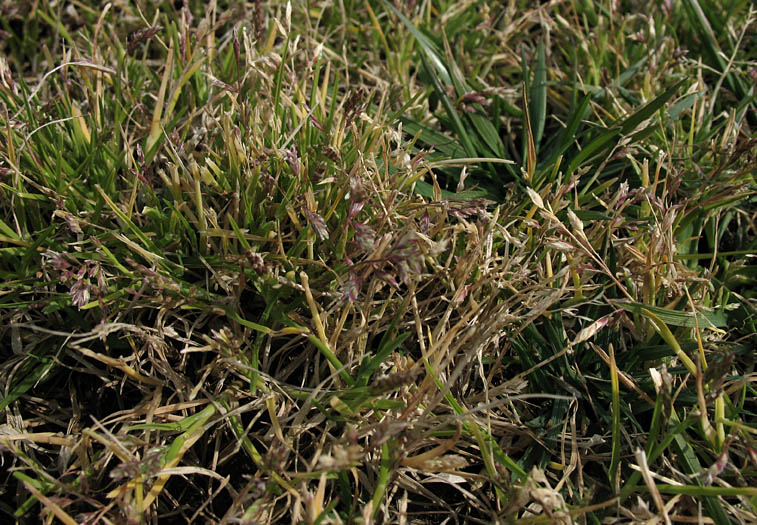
top-left (0, 0), bottom-right (755, 523)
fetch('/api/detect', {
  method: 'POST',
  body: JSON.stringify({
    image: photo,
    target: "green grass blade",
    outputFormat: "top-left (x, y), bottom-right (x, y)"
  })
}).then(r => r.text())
top-left (619, 79), bottom-right (686, 135)
top-left (609, 344), bottom-right (621, 488)
top-left (371, 442), bottom-right (393, 518)
top-left (668, 90), bottom-right (705, 121)
top-left (530, 39), bottom-right (547, 150)
top-left (613, 301), bottom-right (727, 328)
top-left (418, 52), bottom-right (477, 158)
top-left (400, 118), bottom-right (468, 158)
top-left (671, 431), bottom-right (731, 524)
top-left (0, 355), bottom-right (55, 412)
top-left (567, 127), bottom-right (620, 176)
top-left (382, 1), bottom-right (451, 85)
top-left (468, 113), bottom-right (505, 158)
top-left (356, 332), bottom-right (410, 387)
top-left (682, 0), bottom-right (747, 101)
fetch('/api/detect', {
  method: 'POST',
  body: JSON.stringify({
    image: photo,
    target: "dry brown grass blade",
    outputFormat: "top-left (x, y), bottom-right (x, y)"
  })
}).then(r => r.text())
top-left (21, 481), bottom-right (78, 525)
top-left (0, 428), bottom-right (74, 447)
top-left (70, 344), bottom-right (163, 386)
top-left (590, 342), bottom-right (655, 406)
top-left (401, 423), bottom-right (461, 469)
top-left (634, 448), bottom-right (672, 525)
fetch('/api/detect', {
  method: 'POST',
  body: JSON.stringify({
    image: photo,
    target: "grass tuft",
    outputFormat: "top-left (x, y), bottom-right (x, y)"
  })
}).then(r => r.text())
top-left (0, 1), bottom-right (755, 523)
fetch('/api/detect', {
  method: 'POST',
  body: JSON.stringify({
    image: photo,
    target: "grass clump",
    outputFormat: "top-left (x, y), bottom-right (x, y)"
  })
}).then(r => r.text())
top-left (0, 1), bottom-right (756, 523)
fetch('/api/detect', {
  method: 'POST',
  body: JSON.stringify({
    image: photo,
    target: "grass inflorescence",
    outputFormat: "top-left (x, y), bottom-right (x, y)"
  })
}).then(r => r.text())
top-left (0, 1), bottom-right (755, 523)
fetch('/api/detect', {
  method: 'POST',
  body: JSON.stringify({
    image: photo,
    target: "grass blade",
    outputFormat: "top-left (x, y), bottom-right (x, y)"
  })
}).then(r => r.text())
top-left (383, 1), bottom-right (451, 84)
top-left (609, 344), bottom-right (621, 489)
top-left (620, 79), bottom-right (687, 135)
top-left (530, 39), bottom-right (547, 150)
